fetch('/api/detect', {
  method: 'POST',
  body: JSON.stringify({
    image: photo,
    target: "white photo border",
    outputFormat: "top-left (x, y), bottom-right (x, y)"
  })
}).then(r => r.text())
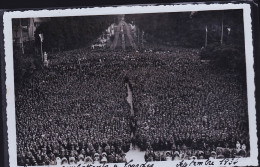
top-left (3, 3), bottom-right (258, 167)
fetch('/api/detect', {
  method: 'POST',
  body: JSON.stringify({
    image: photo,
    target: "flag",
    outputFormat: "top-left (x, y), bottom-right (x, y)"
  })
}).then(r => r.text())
top-left (39, 34), bottom-right (44, 42)
top-left (227, 28), bottom-right (231, 35)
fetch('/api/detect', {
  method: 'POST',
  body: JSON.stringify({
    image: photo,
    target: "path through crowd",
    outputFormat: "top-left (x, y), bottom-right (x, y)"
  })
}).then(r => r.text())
top-left (126, 82), bottom-right (134, 116)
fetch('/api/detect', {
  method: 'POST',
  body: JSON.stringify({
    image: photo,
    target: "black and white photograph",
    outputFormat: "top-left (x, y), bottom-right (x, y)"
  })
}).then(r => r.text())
top-left (3, 3), bottom-right (258, 167)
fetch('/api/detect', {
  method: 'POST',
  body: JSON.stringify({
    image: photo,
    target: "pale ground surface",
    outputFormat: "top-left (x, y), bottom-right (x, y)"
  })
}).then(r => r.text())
top-left (125, 144), bottom-right (146, 163)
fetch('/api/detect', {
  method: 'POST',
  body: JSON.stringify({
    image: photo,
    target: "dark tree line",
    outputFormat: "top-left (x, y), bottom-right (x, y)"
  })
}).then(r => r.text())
top-left (34, 15), bottom-right (114, 52)
top-left (125, 9), bottom-right (244, 48)
top-left (34, 9), bottom-right (244, 51)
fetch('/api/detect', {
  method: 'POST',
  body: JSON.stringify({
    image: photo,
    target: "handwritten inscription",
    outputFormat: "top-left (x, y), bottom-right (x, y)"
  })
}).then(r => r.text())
top-left (61, 163), bottom-right (109, 167)
top-left (124, 160), bottom-right (154, 167)
top-left (176, 160), bottom-right (188, 167)
top-left (58, 160), bottom-right (154, 167)
top-left (36, 158), bottom-right (240, 167)
top-left (219, 158), bottom-right (239, 166)
top-left (176, 158), bottom-right (240, 167)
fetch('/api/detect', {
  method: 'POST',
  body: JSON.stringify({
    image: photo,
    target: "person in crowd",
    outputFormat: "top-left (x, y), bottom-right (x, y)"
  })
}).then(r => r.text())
top-left (100, 152), bottom-right (108, 163)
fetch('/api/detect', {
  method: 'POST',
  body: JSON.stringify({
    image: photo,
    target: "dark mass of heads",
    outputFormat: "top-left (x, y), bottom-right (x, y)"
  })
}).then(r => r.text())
top-left (15, 47), bottom-right (249, 166)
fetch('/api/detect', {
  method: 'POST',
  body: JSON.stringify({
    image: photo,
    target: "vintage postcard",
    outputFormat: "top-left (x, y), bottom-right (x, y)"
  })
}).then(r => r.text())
top-left (3, 3), bottom-right (258, 167)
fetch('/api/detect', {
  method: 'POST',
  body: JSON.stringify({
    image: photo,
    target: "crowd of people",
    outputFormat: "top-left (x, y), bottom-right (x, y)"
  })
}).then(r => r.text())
top-left (143, 143), bottom-right (248, 162)
top-left (131, 49), bottom-right (249, 153)
top-left (15, 47), bottom-right (250, 166)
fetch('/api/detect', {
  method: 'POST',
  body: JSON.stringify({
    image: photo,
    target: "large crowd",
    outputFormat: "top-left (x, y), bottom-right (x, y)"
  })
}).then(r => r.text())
top-left (15, 47), bottom-right (250, 166)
